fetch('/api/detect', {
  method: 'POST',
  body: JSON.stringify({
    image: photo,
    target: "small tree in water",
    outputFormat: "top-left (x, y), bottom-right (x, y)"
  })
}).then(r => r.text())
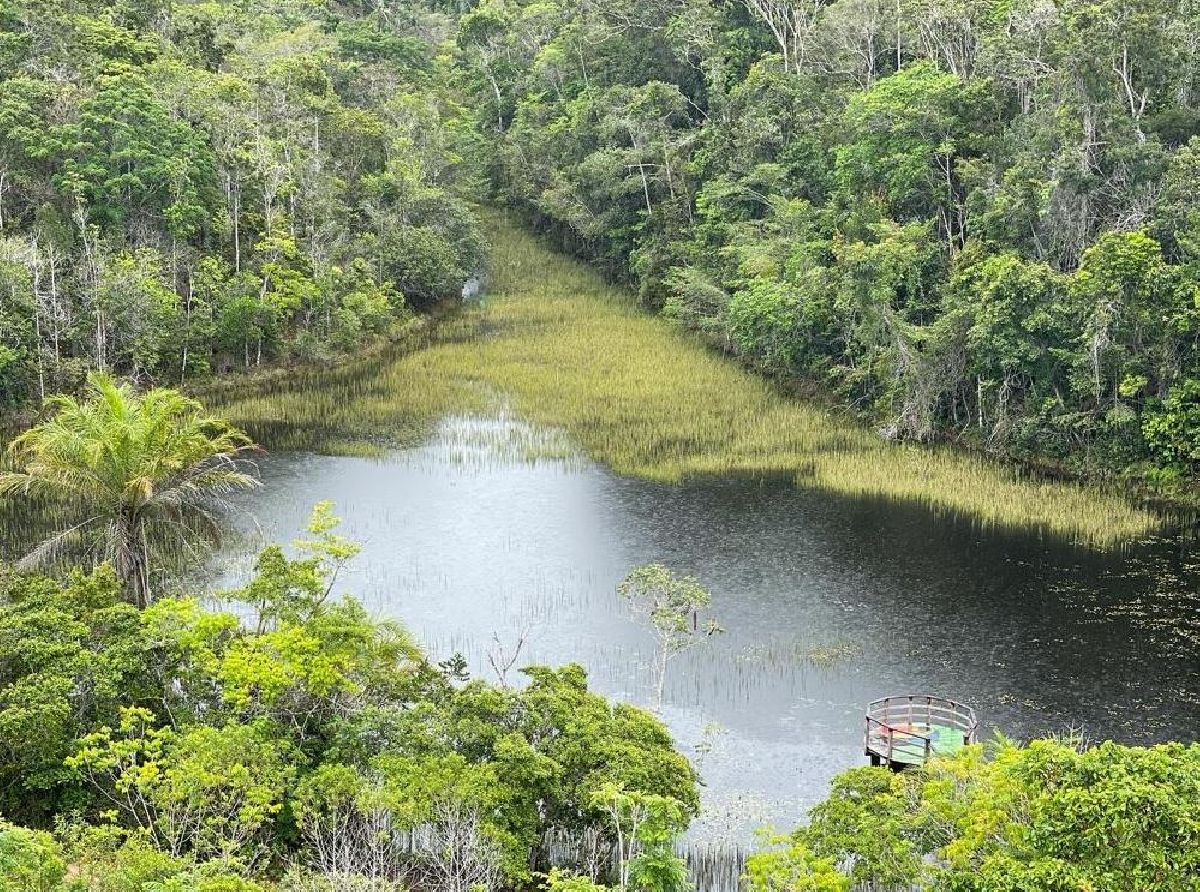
top-left (618, 563), bottom-right (721, 709)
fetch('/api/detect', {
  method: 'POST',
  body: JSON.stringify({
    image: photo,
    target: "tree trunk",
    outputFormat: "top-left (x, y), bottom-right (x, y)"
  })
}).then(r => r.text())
top-left (654, 646), bottom-right (669, 709)
top-left (181, 270), bottom-right (192, 383)
top-left (117, 515), bottom-right (153, 608)
top-left (31, 257), bottom-right (45, 403)
top-left (232, 176), bottom-right (242, 273)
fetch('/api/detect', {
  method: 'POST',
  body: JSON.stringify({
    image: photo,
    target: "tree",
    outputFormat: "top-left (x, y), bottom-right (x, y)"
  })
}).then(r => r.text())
top-left (64, 65), bottom-right (218, 235)
top-left (93, 249), bottom-right (185, 381)
top-left (457, 1), bottom-right (516, 132)
top-left (939, 251), bottom-right (1072, 445)
top-left (744, 833), bottom-right (848, 892)
top-left (740, 0), bottom-right (824, 73)
top-left (835, 62), bottom-right (972, 241)
top-left (69, 710), bottom-right (293, 866)
top-left (0, 78), bottom-right (59, 231)
top-left (1153, 137), bottom-right (1200, 262)
top-left (591, 784), bottom-right (689, 892)
top-left (0, 566), bottom-right (148, 824)
top-left (453, 0), bottom-right (1200, 489)
top-left (55, 830), bottom-right (270, 891)
top-left (0, 822), bottom-right (67, 891)
top-left (0, 0), bottom-right (487, 414)
top-left (0, 374), bottom-right (259, 606)
top-left (617, 564), bottom-right (721, 709)
top-left (1142, 379), bottom-right (1200, 477)
top-left (754, 738), bottom-right (1200, 890)
top-left (1069, 230), bottom-right (1180, 414)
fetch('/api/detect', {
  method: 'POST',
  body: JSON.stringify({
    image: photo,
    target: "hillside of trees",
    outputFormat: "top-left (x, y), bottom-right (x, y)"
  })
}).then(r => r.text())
top-left (0, 0), bottom-right (484, 407)
top-left (4, 0), bottom-right (1200, 488)
top-left (452, 0), bottom-right (1200, 486)
top-left (2, 1), bottom-right (1200, 889)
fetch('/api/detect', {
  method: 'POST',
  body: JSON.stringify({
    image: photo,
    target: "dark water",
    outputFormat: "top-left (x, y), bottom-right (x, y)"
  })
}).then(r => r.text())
top-left (212, 413), bottom-right (1200, 845)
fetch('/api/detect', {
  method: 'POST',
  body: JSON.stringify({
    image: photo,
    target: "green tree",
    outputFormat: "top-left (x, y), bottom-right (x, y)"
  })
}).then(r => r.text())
top-left (617, 564), bottom-right (721, 709)
top-left (1069, 231), bottom-right (1182, 417)
top-left (0, 567), bottom-right (147, 823)
top-left (1142, 379), bottom-right (1200, 477)
top-left (592, 784), bottom-right (689, 892)
top-left (0, 508), bottom-right (700, 885)
top-left (62, 64), bottom-right (218, 235)
top-left (0, 375), bottom-right (259, 606)
top-left (68, 710), bottom-right (293, 865)
top-left (835, 63), bottom-right (975, 240)
top-left (760, 738), bottom-right (1200, 891)
top-left (744, 834), bottom-right (848, 892)
top-left (0, 822), bottom-right (66, 891)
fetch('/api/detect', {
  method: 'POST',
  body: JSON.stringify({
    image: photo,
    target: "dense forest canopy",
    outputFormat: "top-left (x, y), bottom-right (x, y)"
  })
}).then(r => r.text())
top-left (3, 0), bottom-right (1200, 488)
top-left (0, 0), bottom-right (484, 403)
top-left (0, 0), bottom-right (1199, 889)
top-left (451, 0), bottom-right (1200, 485)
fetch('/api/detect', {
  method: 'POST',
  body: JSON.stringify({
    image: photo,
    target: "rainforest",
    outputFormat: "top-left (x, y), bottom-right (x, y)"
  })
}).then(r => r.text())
top-left (0, 0), bottom-right (1198, 889)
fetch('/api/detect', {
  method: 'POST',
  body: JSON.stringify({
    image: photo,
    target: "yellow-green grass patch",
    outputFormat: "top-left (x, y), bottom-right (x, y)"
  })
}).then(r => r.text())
top-left (214, 214), bottom-right (1161, 548)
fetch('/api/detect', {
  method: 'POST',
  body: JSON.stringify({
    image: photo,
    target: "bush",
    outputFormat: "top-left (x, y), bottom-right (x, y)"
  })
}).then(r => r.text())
top-left (753, 738), bottom-right (1200, 891)
top-left (0, 822), bottom-right (67, 891)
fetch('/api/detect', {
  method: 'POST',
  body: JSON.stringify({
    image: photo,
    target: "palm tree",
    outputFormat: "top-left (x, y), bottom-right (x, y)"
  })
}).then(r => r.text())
top-left (0, 374), bottom-right (260, 607)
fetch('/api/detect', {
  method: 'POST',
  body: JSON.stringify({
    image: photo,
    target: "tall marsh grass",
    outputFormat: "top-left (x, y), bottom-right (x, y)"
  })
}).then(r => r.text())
top-left (212, 215), bottom-right (1161, 548)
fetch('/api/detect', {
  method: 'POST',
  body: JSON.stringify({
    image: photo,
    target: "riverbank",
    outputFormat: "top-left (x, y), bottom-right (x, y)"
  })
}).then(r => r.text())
top-left (189, 309), bottom-right (456, 457)
top-left (212, 215), bottom-right (1159, 547)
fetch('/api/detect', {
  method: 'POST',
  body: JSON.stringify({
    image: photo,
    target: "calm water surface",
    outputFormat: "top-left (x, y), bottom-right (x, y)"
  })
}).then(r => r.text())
top-left (213, 413), bottom-right (1200, 844)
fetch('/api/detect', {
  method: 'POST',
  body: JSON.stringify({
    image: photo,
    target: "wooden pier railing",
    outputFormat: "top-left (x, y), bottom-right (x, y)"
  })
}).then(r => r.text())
top-left (865, 694), bottom-right (978, 768)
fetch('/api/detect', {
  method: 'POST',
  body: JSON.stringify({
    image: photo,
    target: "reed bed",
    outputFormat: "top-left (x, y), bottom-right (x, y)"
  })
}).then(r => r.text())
top-left (213, 216), bottom-right (1161, 548)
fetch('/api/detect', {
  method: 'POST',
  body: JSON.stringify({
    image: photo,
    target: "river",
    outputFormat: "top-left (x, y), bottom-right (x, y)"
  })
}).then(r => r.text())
top-left (211, 408), bottom-right (1200, 850)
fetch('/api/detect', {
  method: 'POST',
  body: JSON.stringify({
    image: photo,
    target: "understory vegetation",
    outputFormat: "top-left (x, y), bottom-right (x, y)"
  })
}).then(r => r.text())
top-left (215, 219), bottom-right (1159, 546)
top-left (451, 0), bottom-right (1200, 491)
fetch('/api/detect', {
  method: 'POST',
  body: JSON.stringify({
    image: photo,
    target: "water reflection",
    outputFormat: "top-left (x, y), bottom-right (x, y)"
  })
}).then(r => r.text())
top-left (212, 414), bottom-right (1200, 839)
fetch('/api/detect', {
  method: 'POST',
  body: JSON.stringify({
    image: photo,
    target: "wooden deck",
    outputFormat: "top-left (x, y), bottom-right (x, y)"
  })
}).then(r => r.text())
top-left (865, 694), bottom-right (978, 769)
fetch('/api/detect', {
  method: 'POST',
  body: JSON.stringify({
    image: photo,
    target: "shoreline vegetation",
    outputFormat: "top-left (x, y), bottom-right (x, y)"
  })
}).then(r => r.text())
top-left (1, 0), bottom-right (1198, 886)
top-left (0, 401), bottom-right (1191, 892)
top-left (212, 213), bottom-right (1161, 548)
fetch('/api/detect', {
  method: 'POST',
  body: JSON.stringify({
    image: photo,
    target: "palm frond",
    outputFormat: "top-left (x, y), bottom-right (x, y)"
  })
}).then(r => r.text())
top-left (17, 516), bottom-right (105, 570)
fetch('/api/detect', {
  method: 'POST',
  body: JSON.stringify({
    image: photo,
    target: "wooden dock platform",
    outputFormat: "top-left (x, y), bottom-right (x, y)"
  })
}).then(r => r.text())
top-left (865, 694), bottom-right (978, 769)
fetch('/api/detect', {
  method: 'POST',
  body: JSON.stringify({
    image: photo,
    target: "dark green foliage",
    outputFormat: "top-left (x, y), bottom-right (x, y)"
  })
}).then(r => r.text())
top-left (454, 0), bottom-right (1200, 485)
top-left (0, 0), bottom-right (483, 399)
top-left (0, 567), bottom-right (147, 824)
